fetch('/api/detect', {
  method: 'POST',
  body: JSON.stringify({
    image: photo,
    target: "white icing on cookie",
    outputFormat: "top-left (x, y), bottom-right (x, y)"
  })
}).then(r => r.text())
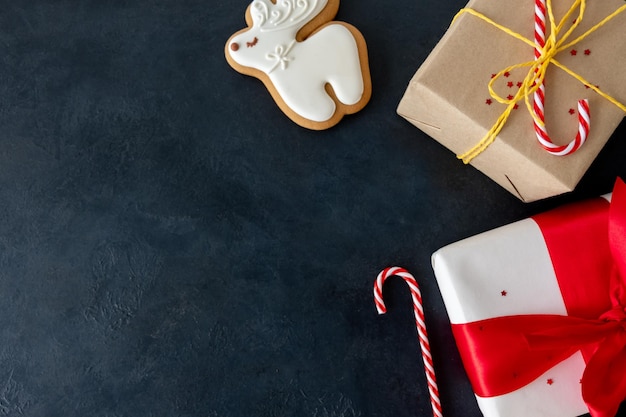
top-left (226, 0), bottom-right (366, 123)
top-left (266, 40), bottom-right (296, 73)
top-left (252, 0), bottom-right (320, 30)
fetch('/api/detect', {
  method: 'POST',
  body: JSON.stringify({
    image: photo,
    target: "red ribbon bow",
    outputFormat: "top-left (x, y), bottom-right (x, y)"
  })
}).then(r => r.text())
top-left (451, 178), bottom-right (626, 417)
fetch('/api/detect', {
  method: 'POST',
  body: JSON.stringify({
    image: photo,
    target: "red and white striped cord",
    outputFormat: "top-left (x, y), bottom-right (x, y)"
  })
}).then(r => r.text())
top-left (374, 266), bottom-right (443, 417)
top-left (532, 0), bottom-right (590, 156)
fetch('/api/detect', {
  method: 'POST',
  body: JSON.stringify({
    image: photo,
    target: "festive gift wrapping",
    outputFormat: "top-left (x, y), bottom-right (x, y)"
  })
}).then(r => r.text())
top-left (397, 0), bottom-right (626, 202)
top-left (431, 179), bottom-right (626, 417)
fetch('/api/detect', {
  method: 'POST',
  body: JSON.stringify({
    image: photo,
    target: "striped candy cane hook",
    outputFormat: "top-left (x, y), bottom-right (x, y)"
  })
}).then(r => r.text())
top-left (374, 266), bottom-right (443, 417)
top-left (533, 0), bottom-right (590, 156)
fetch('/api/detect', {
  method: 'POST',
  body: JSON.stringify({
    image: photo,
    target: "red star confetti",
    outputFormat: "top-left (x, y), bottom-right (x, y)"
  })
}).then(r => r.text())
top-left (486, 99), bottom-right (493, 105)
top-left (516, 81), bottom-right (523, 88)
top-left (547, 378), bottom-right (554, 385)
top-left (570, 49), bottom-right (577, 56)
top-left (504, 71), bottom-right (511, 77)
top-left (513, 104), bottom-right (519, 110)
top-left (507, 95), bottom-right (514, 101)
top-left (507, 81), bottom-right (514, 88)
top-left (569, 108), bottom-right (576, 115)
top-left (491, 73), bottom-right (496, 79)
top-left (584, 49), bottom-right (591, 55)
top-left (501, 290), bottom-right (508, 296)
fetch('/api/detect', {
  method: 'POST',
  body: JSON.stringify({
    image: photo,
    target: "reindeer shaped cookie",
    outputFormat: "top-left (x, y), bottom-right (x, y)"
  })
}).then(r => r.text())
top-left (225, 0), bottom-right (371, 130)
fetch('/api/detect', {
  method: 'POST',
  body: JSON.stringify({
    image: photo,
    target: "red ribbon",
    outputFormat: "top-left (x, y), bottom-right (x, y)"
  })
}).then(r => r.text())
top-left (451, 178), bottom-right (626, 417)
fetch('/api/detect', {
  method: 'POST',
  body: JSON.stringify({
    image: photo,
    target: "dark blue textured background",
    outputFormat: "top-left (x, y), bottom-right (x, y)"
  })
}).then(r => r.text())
top-left (1, 1), bottom-right (625, 416)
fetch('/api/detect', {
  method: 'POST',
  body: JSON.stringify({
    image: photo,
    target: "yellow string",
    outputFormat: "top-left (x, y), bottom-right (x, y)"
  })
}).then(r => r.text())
top-left (450, 0), bottom-right (626, 164)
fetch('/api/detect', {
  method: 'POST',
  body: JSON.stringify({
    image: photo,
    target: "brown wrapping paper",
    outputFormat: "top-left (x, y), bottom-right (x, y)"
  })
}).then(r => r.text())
top-left (398, 0), bottom-right (626, 202)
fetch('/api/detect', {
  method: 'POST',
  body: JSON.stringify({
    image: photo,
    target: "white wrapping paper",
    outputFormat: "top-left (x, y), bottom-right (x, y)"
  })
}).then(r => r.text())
top-left (431, 195), bottom-right (611, 417)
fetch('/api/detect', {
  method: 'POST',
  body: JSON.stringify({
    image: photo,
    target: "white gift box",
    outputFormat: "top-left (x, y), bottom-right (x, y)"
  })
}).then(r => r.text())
top-left (431, 194), bottom-right (612, 417)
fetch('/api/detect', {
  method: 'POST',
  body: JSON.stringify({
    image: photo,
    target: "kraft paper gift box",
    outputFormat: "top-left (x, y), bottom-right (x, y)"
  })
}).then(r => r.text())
top-left (397, 0), bottom-right (626, 202)
top-left (431, 179), bottom-right (626, 417)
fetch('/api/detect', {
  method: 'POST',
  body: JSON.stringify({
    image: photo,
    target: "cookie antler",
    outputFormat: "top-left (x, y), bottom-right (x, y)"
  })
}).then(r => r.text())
top-left (251, 0), bottom-right (326, 32)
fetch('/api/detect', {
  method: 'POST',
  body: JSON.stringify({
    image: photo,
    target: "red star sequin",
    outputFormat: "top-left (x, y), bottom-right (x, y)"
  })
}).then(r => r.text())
top-left (491, 73), bottom-right (497, 79)
top-left (517, 81), bottom-right (523, 88)
top-left (584, 49), bottom-right (591, 55)
top-left (507, 95), bottom-right (514, 101)
top-left (570, 49), bottom-right (578, 56)
top-left (501, 290), bottom-right (507, 296)
top-left (569, 108), bottom-right (576, 115)
top-left (486, 99), bottom-right (493, 105)
top-left (504, 71), bottom-right (511, 77)
top-left (507, 81), bottom-right (514, 88)
top-left (513, 104), bottom-right (519, 110)
top-left (547, 378), bottom-right (554, 385)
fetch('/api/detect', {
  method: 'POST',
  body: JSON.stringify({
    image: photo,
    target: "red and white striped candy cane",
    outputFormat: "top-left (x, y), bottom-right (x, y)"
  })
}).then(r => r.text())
top-left (374, 266), bottom-right (443, 417)
top-left (532, 0), bottom-right (590, 156)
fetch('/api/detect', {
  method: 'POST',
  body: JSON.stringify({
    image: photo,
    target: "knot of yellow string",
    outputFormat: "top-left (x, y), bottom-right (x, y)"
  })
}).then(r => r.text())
top-left (453, 0), bottom-right (626, 164)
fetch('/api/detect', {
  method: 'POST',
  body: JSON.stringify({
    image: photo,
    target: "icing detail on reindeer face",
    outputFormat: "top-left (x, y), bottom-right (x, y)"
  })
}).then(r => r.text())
top-left (246, 37), bottom-right (259, 48)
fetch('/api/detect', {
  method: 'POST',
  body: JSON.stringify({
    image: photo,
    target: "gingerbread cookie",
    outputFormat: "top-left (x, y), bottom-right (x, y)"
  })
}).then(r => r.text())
top-left (225, 0), bottom-right (371, 130)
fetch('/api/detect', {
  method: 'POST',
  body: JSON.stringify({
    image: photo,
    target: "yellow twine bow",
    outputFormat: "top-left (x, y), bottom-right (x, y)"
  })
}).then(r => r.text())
top-left (454, 0), bottom-right (626, 164)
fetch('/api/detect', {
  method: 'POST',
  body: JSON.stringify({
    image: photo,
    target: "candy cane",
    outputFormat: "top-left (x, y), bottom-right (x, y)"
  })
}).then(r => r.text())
top-left (532, 0), bottom-right (590, 156)
top-left (374, 266), bottom-right (443, 417)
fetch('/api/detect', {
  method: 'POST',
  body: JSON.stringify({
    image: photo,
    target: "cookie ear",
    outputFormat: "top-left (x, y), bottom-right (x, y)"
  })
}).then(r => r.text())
top-left (250, 0), bottom-right (329, 32)
top-left (247, 0), bottom-right (269, 27)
